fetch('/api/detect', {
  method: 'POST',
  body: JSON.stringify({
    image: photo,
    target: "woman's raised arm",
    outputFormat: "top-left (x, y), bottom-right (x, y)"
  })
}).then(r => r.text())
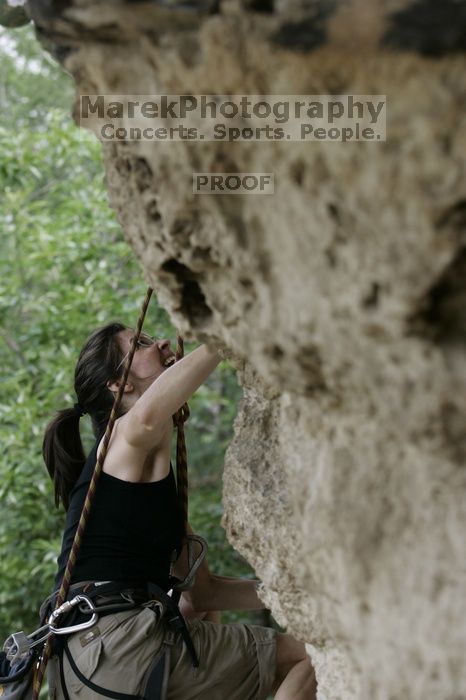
top-left (121, 344), bottom-right (221, 450)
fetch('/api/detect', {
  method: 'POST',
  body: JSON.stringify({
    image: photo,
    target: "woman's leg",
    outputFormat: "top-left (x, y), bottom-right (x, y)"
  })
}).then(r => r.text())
top-left (179, 591), bottom-right (221, 623)
top-left (273, 634), bottom-right (317, 700)
top-left (203, 610), bottom-right (221, 622)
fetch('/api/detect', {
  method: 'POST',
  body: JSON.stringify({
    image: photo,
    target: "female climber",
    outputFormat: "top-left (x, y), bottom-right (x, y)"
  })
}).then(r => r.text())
top-left (43, 322), bottom-right (316, 699)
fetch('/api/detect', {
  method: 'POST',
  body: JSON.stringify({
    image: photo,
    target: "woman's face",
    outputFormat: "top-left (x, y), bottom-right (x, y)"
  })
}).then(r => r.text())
top-left (116, 328), bottom-right (176, 388)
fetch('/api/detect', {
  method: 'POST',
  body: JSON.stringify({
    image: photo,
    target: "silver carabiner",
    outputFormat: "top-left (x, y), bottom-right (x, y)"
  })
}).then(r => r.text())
top-left (171, 534), bottom-right (208, 592)
top-left (48, 594), bottom-right (98, 635)
top-left (3, 595), bottom-right (99, 664)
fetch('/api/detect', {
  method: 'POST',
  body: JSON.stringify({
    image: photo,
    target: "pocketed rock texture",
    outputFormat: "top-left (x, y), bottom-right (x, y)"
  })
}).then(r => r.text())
top-left (26, 1), bottom-right (466, 697)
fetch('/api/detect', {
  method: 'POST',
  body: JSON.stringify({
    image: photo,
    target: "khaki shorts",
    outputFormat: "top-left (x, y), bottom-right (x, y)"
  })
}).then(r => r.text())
top-left (48, 606), bottom-right (277, 700)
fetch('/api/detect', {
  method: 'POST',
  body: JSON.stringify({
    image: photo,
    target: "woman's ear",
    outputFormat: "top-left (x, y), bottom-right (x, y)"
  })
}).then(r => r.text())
top-left (107, 379), bottom-right (134, 394)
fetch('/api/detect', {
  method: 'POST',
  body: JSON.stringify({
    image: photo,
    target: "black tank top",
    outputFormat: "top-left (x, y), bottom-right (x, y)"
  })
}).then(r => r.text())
top-left (54, 440), bottom-right (184, 591)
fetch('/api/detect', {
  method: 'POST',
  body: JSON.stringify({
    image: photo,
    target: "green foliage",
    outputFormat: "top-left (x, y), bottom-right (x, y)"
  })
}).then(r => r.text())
top-left (0, 0), bottom-right (30, 29)
top-left (0, 24), bottom-right (251, 640)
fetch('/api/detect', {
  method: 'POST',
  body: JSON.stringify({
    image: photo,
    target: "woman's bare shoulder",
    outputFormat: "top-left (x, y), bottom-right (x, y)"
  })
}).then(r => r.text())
top-left (98, 417), bottom-right (173, 483)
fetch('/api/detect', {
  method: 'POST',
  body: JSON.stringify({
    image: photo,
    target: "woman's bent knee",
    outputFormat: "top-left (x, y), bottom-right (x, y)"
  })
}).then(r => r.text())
top-left (273, 640), bottom-right (317, 700)
top-left (274, 633), bottom-right (308, 685)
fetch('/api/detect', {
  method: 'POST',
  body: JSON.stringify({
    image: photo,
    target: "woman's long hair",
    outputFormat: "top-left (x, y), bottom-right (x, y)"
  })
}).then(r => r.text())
top-left (43, 322), bottom-right (126, 510)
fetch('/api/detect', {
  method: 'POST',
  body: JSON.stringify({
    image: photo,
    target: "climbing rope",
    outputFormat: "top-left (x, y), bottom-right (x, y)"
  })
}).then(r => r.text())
top-left (32, 287), bottom-right (191, 698)
top-left (173, 334), bottom-right (190, 536)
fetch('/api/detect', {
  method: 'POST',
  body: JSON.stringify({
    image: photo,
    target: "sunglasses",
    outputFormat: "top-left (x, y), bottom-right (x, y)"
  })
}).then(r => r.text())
top-left (115, 333), bottom-right (155, 373)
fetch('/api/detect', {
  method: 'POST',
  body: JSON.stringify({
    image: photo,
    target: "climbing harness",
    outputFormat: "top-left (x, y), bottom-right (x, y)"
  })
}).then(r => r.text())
top-left (1, 286), bottom-right (205, 700)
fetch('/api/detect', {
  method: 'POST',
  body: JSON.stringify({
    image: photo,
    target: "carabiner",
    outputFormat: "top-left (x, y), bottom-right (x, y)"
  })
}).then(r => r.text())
top-left (28, 624), bottom-right (53, 649)
top-left (48, 594), bottom-right (98, 635)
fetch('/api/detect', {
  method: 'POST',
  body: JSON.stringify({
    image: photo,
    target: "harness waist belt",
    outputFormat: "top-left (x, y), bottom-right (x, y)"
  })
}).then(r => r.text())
top-left (42, 580), bottom-right (199, 668)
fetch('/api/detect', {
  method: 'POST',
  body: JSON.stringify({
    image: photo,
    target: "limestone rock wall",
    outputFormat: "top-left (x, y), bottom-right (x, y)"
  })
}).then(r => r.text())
top-left (27, 1), bottom-right (466, 697)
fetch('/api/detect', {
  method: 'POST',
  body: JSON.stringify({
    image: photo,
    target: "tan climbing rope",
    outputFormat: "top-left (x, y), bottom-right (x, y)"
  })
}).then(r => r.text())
top-left (32, 287), bottom-right (191, 698)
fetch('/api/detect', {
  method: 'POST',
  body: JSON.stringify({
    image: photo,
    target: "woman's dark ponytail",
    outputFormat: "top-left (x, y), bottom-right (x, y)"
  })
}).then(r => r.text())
top-left (43, 408), bottom-right (85, 510)
top-left (42, 322), bottom-right (126, 510)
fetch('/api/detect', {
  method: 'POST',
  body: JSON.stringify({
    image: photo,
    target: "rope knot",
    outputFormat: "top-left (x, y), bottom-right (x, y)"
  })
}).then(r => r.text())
top-left (173, 402), bottom-right (190, 428)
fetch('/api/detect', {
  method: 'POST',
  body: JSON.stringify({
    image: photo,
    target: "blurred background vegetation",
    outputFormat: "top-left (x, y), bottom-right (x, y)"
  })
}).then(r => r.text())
top-left (0, 24), bottom-right (266, 641)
